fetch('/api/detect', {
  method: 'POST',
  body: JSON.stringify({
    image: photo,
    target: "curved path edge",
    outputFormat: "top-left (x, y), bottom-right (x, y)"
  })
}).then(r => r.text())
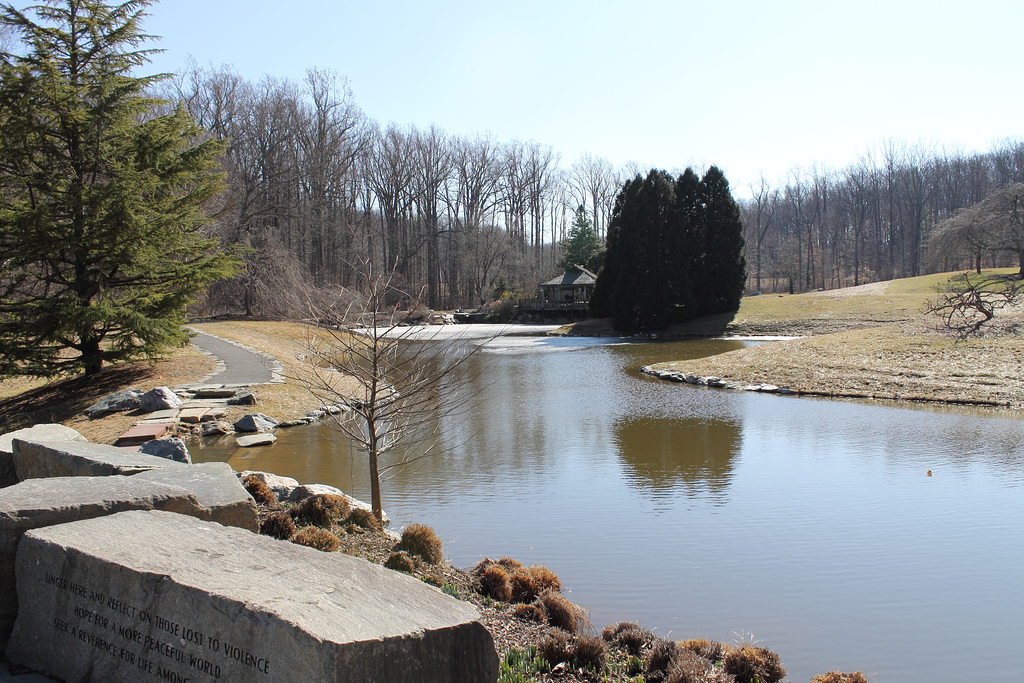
top-left (186, 329), bottom-right (284, 388)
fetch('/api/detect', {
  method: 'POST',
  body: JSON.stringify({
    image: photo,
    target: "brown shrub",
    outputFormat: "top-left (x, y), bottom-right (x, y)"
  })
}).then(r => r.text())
top-left (508, 565), bottom-right (562, 604)
top-left (647, 638), bottom-right (681, 677)
top-left (571, 634), bottom-right (608, 672)
top-left (241, 475), bottom-right (278, 507)
top-left (496, 557), bottom-right (523, 571)
top-left (722, 644), bottom-right (786, 683)
top-left (384, 551), bottom-right (417, 574)
top-left (397, 523), bottom-right (444, 564)
top-left (509, 568), bottom-right (540, 604)
top-left (538, 629), bottom-right (572, 666)
top-left (617, 626), bottom-right (654, 657)
top-left (291, 526), bottom-right (340, 552)
top-left (477, 565), bottom-right (513, 602)
top-left (527, 565), bottom-right (561, 593)
top-left (290, 494), bottom-right (350, 528)
top-left (259, 511), bottom-right (296, 540)
top-left (811, 672), bottom-right (869, 683)
top-left (345, 507), bottom-right (381, 531)
top-left (665, 650), bottom-right (734, 683)
top-left (680, 638), bottom-right (725, 663)
top-left (511, 603), bottom-right (546, 623)
top-left (538, 590), bottom-right (578, 633)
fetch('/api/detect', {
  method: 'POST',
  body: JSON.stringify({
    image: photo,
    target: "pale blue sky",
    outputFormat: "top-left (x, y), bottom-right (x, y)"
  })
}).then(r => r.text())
top-left (140, 0), bottom-right (1021, 194)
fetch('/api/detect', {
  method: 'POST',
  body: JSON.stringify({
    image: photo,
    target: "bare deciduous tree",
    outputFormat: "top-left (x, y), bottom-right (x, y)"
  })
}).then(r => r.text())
top-left (303, 258), bottom-right (488, 522)
top-left (926, 272), bottom-right (1023, 337)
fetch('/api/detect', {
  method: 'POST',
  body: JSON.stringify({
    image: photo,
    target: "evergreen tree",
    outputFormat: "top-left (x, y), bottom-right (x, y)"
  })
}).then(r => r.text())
top-left (558, 205), bottom-right (604, 272)
top-left (697, 166), bottom-right (746, 316)
top-left (0, 0), bottom-right (239, 376)
top-left (592, 166), bottom-right (746, 332)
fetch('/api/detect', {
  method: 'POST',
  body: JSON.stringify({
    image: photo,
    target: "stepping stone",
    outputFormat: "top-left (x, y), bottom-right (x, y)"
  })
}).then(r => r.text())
top-left (7, 511), bottom-right (498, 682)
top-left (236, 434), bottom-right (277, 448)
top-left (135, 409), bottom-right (179, 422)
top-left (178, 407), bottom-right (209, 424)
top-left (113, 422), bottom-right (174, 447)
top-left (0, 477), bottom-right (204, 649)
top-left (12, 441), bottom-right (168, 480)
top-left (192, 387), bottom-right (238, 399)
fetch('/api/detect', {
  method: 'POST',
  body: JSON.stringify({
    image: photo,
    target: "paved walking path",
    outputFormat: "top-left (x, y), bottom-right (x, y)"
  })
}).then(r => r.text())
top-left (187, 330), bottom-right (281, 387)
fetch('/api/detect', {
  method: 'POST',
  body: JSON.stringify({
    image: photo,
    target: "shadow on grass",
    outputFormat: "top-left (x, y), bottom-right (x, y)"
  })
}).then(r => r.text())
top-left (0, 365), bottom-right (152, 432)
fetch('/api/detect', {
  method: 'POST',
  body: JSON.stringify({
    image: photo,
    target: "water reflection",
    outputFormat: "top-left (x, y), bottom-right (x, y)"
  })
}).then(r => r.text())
top-left (615, 416), bottom-right (739, 504)
top-left (191, 332), bottom-right (1024, 682)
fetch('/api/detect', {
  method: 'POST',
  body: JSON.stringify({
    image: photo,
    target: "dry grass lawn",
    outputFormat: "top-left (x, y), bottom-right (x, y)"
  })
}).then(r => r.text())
top-left (640, 270), bottom-right (1024, 410)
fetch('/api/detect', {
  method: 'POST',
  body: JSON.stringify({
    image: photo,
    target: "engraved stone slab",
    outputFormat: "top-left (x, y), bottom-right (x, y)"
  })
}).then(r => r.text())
top-left (7, 511), bottom-right (499, 682)
top-left (0, 477), bottom-right (203, 650)
top-left (0, 425), bottom-right (88, 489)
top-left (12, 441), bottom-right (168, 480)
top-left (132, 463), bottom-right (257, 532)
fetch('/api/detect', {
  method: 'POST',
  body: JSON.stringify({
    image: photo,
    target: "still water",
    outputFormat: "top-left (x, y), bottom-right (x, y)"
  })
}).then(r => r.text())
top-left (193, 327), bottom-right (1024, 682)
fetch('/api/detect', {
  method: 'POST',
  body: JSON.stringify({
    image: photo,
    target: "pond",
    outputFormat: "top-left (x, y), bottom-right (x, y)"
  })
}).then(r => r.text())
top-left (192, 326), bottom-right (1024, 682)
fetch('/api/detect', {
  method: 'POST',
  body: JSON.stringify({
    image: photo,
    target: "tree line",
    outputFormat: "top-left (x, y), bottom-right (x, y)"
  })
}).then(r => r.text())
top-left (740, 139), bottom-right (1024, 294)
top-left (167, 64), bottom-right (628, 317)
top-left (177, 56), bottom-right (1024, 313)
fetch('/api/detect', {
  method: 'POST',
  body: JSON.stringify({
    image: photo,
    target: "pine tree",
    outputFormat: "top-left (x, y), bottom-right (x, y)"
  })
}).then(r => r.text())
top-left (0, 0), bottom-right (239, 376)
top-left (697, 166), bottom-right (746, 316)
top-left (558, 205), bottom-right (604, 272)
top-left (592, 166), bottom-right (746, 332)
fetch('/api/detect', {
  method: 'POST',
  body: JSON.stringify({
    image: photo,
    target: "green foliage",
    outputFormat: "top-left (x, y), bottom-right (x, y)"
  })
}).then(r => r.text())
top-left (498, 646), bottom-right (550, 683)
top-left (591, 167), bottom-right (746, 333)
top-left (559, 205), bottom-right (605, 272)
top-left (0, 1), bottom-right (240, 377)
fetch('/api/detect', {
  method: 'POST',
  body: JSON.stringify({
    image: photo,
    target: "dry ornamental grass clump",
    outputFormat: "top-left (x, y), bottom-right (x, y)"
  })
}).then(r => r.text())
top-left (538, 590), bottom-right (579, 633)
top-left (291, 526), bottom-right (341, 552)
top-left (722, 643), bottom-right (786, 683)
top-left (241, 475), bottom-right (278, 507)
top-left (259, 511), bottom-right (296, 540)
top-left (647, 638), bottom-right (682, 680)
top-left (538, 629), bottom-right (572, 666)
top-left (811, 672), bottom-right (869, 683)
top-left (290, 494), bottom-right (351, 528)
top-left (665, 650), bottom-right (735, 683)
top-left (477, 564), bottom-right (513, 602)
top-left (345, 507), bottom-right (382, 532)
top-left (570, 634), bottom-right (608, 672)
top-left (511, 602), bottom-right (546, 623)
top-left (397, 523), bottom-right (444, 564)
top-left (384, 551), bottom-right (417, 574)
top-left (602, 621), bottom-right (655, 657)
top-left (680, 638), bottom-right (725, 663)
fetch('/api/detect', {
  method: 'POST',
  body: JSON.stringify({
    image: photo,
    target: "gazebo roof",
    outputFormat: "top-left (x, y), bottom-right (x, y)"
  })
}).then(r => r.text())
top-left (541, 266), bottom-right (597, 288)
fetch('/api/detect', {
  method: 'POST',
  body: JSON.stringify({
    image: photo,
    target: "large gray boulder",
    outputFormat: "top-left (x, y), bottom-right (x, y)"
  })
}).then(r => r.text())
top-left (83, 389), bottom-right (143, 418)
top-left (133, 462), bottom-right (257, 532)
top-left (7, 511), bottom-right (498, 682)
top-left (0, 425), bottom-right (87, 489)
top-left (12, 440), bottom-right (167, 480)
top-left (0, 477), bottom-right (203, 650)
top-left (138, 386), bottom-right (183, 412)
top-left (139, 437), bottom-right (191, 464)
top-left (233, 413), bottom-right (277, 433)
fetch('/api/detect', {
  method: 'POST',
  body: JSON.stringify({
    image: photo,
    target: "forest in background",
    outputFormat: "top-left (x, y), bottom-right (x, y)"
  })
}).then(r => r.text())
top-left (166, 64), bottom-right (1024, 316)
